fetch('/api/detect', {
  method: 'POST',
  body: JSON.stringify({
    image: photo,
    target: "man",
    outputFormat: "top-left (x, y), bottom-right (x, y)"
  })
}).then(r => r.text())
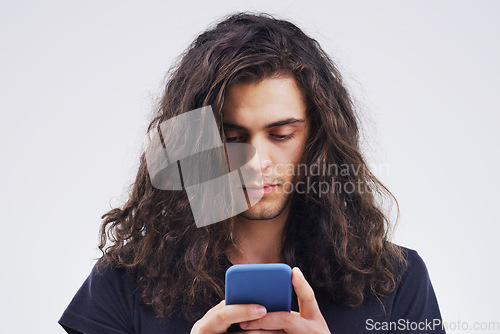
top-left (59, 12), bottom-right (445, 333)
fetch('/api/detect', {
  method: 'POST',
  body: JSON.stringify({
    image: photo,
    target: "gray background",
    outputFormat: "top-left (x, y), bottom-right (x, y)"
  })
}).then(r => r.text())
top-left (1, 1), bottom-right (498, 333)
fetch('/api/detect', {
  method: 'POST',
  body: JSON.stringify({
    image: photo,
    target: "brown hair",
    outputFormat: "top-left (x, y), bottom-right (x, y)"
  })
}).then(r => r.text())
top-left (98, 12), bottom-right (407, 321)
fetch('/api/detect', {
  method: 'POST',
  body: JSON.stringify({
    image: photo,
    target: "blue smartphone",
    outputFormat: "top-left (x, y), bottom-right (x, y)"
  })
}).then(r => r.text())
top-left (225, 263), bottom-right (292, 312)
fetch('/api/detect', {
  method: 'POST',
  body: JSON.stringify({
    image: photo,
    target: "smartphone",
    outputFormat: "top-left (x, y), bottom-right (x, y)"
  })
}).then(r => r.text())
top-left (225, 263), bottom-right (292, 312)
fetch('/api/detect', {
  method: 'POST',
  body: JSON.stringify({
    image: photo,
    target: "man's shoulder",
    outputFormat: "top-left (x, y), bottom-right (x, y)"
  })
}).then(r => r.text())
top-left (58, 258), bottom-right (139, 333)
top-left (85, 257), bottom-right (133, 289)
top-left (386, 245), bottom-right (445, 331)
top-left (90, 257), bottom-right (130, 279)
top-left (391, 245), bottom-right (439, 306)
top-left (397, 245), bottom-right (431, 281)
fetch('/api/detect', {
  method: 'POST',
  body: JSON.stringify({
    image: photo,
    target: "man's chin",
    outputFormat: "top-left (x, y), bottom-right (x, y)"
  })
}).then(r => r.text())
top-left (240, 210), bottom-right (282, 221)
top-left (239, 197), bottom-right (291, 221)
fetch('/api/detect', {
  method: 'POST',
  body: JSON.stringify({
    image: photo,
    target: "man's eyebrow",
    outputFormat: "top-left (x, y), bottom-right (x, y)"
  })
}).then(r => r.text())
top-left (223, 118), bottom-right (305, 130)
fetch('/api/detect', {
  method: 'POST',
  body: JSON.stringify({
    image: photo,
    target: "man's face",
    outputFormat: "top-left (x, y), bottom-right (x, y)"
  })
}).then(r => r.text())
top-left (222, 76), bottom-right (309, 220)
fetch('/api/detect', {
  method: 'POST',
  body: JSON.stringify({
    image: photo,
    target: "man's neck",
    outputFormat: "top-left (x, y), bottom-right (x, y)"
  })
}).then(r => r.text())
top-left (228, 203), bottom-right (290, 264)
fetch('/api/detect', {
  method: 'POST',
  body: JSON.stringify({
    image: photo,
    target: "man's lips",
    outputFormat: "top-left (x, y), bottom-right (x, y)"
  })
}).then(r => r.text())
top-left (242, 184), bottom-right (277, 197)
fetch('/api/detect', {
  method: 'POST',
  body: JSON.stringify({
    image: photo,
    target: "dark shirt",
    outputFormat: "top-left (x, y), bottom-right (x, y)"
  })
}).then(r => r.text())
top-left (59, 247), bottom-right (445, 333)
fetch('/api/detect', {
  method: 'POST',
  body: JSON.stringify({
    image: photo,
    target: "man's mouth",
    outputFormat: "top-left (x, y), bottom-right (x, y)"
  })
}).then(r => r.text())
top-left (242, 184), bottom-right (277, 197)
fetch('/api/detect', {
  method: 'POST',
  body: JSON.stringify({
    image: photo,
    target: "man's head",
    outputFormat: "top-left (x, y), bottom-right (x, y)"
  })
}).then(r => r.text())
top-left (99, 12), bottom-right (405, 321)
top-left (154, 12), bottom-right (364, 222)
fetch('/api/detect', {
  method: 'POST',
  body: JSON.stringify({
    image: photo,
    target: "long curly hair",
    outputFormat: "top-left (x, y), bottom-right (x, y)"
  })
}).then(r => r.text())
top-left (97, 12), bottom-right (407, 321)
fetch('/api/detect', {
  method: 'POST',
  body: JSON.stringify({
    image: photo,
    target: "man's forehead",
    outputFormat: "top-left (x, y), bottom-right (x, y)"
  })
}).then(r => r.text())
top-left (222, 77), bottom-right (308, 124)
top-left (222, 96), bottom-right (308, 129)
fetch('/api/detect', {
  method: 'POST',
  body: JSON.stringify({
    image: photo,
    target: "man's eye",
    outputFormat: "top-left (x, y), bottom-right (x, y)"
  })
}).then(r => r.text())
top-left (224, 133), bottom-right (244, 142)
top-left (271, 133), bottom-right (295, 141)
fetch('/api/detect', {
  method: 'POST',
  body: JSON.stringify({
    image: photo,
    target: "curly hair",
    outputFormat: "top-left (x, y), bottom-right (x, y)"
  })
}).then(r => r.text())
top-left (97, 11), bottom-right (407, 322)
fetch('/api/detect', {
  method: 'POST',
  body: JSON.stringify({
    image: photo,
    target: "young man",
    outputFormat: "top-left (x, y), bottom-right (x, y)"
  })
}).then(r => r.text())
top-left (59, 12), bottom-right (445, 334)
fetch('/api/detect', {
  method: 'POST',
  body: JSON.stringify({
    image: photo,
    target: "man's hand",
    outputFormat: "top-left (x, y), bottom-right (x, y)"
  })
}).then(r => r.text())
top-left (237, 267), bottom-right (331, 334)
top-left (191, 300), bottom-right (269, 334)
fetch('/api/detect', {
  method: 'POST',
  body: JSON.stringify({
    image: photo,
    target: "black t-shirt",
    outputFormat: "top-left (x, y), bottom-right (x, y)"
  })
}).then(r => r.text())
top-left (59, 247), bottom-right (445, 333)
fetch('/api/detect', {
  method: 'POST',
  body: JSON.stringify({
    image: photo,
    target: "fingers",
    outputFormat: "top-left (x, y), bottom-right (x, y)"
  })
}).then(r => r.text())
top-left (292, 267), bottom-right (322, 320)
top-left (200, 300), bottom-right (267, 333)
top-left (240, 312), bottom-right (310, 334)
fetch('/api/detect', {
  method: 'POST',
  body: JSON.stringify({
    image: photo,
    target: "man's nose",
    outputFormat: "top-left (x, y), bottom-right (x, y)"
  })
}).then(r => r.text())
top-left (246, 136), bottom-right (272, 173)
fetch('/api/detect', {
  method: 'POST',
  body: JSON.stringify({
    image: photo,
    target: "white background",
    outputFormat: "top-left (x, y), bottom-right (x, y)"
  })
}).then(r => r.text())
top-left (1, 1), bottom-right (498, 333)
